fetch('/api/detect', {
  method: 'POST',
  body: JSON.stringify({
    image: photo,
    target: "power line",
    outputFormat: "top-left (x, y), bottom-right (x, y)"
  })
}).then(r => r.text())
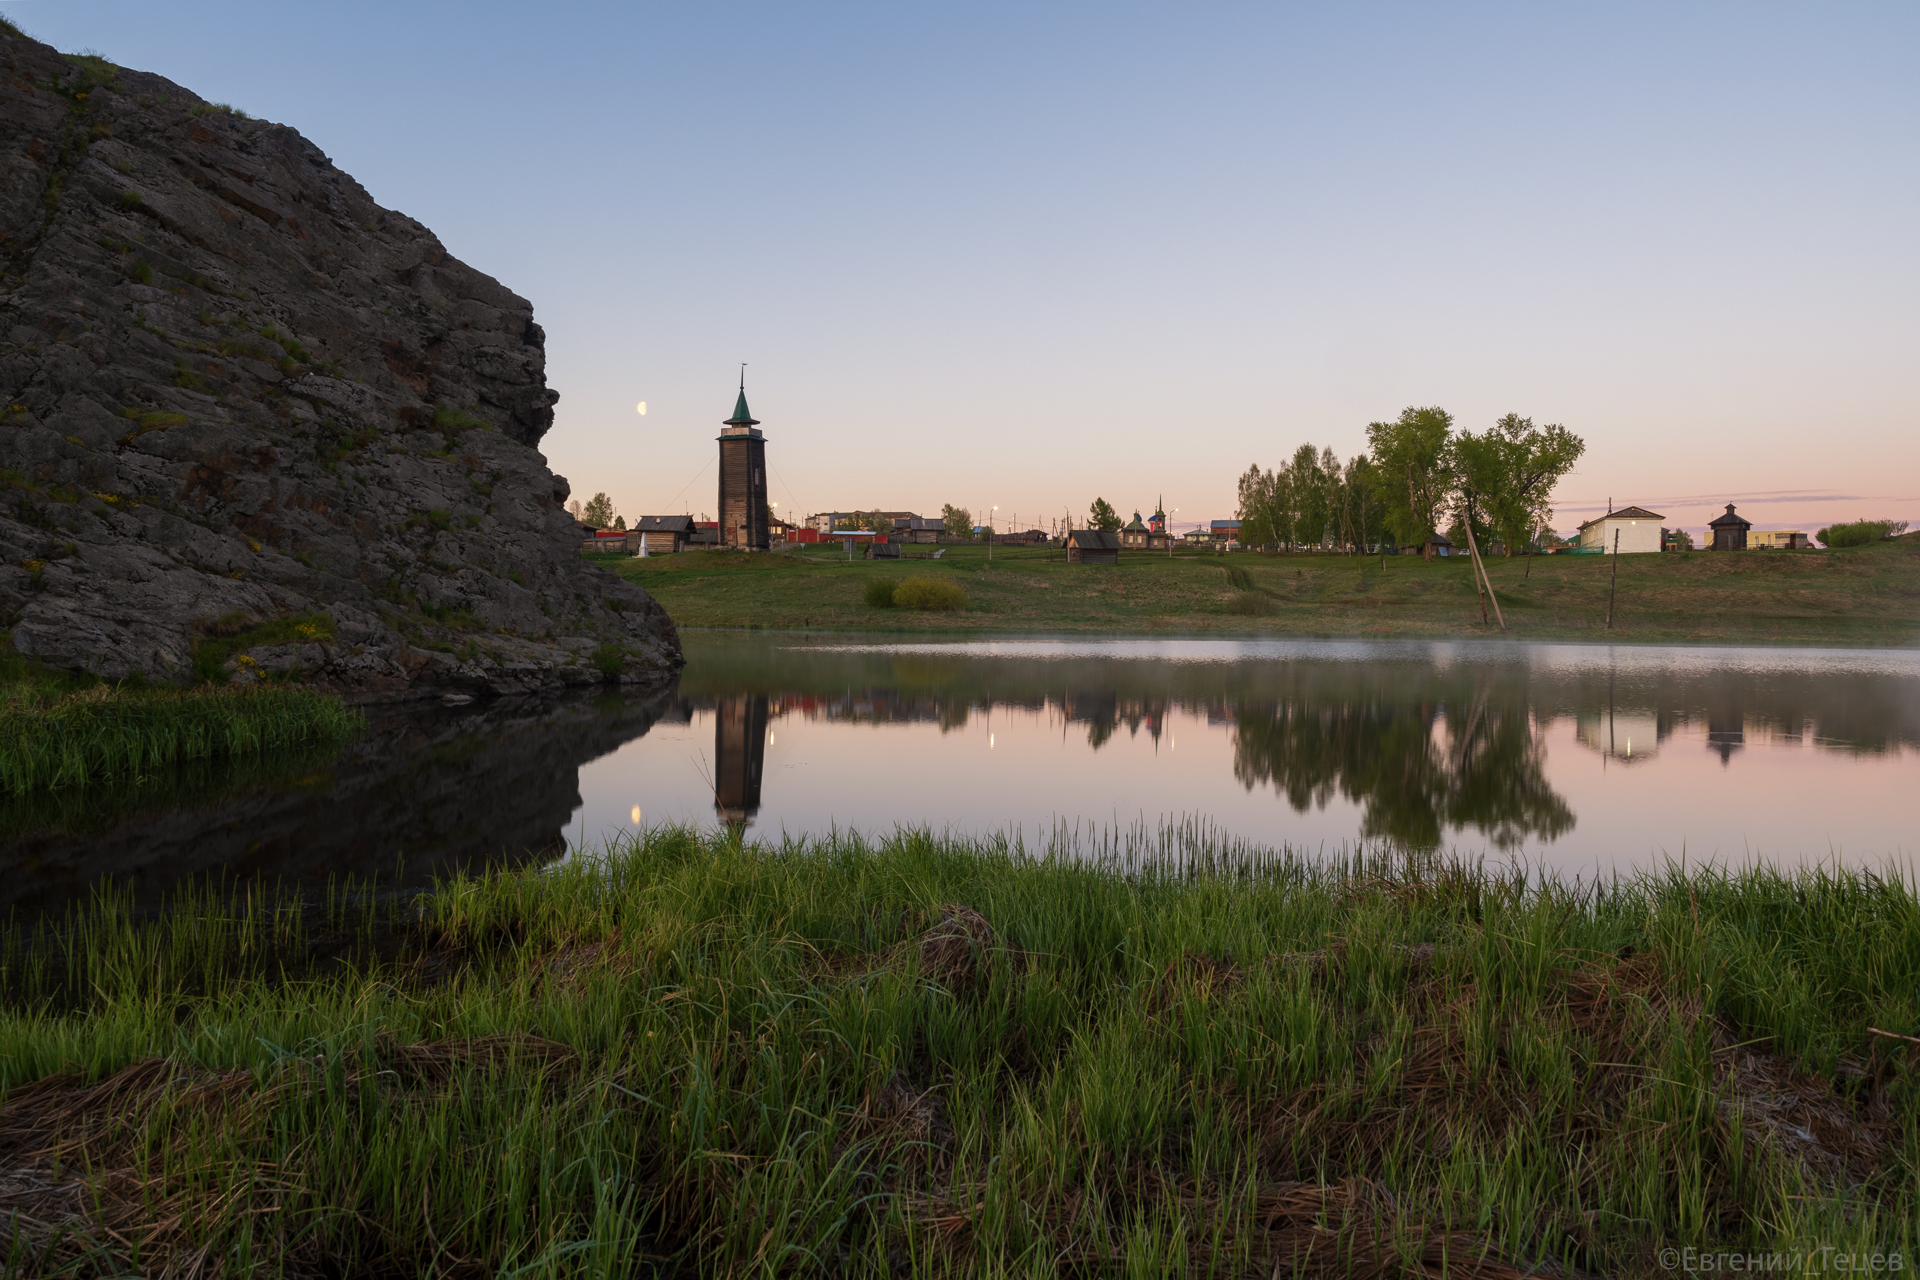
top-left (661, 453), bottom-right (714, 514)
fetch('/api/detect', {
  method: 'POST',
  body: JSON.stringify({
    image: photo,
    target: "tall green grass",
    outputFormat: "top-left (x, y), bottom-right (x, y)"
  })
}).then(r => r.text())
top-left (0, 682), bottom-right (361, 794)
top-left (0, 825), bottom-right (1913, 1276)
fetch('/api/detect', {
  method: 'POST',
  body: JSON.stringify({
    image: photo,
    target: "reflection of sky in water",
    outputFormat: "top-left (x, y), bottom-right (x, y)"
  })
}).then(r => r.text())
top-left (563, 637), bottom-right (1919, 878)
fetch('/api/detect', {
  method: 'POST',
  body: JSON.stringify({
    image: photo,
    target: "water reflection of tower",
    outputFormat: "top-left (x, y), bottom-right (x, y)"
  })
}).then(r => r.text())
top-left (1705, 712), bottom-right (1744, 765)
top-left (714, 695), bottom-right (769, 828)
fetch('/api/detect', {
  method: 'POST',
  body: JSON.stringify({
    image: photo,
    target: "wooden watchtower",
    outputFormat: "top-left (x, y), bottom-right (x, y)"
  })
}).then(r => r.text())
top-left (1708, 503), bottom-right (1752, 551)
top-left (717, 376), bottom-right (770, 551)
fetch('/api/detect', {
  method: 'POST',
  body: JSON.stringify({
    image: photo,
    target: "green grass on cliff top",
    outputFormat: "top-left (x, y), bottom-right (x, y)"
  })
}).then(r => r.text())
top-left (1, 824), bottom-right (1912, 1276)
top-left (602, 533), bottom-right (1920, 646)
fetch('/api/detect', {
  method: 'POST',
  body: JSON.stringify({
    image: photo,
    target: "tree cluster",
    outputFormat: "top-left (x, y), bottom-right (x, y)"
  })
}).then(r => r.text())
top-left (940, 504), bottom-right (972, 539)
top-left (1816, 519), bottom-right (1909, 548)
top-left (1235, 408), bottom-right (1585, 559)
top-left (1234, 445), bottom-right (1389, 553)
top-left (577, 492), bottom-right (620, 530)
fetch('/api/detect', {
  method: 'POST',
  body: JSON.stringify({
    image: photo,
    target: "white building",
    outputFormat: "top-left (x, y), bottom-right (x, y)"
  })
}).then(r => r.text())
top-left (1578, 505), bottom-right (1665, 554)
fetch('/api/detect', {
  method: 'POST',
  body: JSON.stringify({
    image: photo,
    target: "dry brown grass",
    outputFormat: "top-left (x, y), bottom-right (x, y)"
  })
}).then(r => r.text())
top-left (0, 1035), bottom-right (573, 1277)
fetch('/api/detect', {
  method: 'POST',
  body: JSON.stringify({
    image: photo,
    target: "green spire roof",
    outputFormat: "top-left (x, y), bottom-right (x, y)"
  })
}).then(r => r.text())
top-left (724, 389), bottom-right (759, 427)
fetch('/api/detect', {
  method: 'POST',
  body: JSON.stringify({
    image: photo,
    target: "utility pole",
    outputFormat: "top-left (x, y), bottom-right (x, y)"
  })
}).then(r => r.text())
top-left (1606, 528), bottom-right (1620, 629)
top-left (1461, 509), bottom-right (1506, 632)
top-left (1463, 518), bottom-right (1491, 627)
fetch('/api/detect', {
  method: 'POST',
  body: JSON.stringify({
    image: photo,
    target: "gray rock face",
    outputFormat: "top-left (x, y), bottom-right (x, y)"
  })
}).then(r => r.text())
top-left (0, 32), bottom-right (680, 697)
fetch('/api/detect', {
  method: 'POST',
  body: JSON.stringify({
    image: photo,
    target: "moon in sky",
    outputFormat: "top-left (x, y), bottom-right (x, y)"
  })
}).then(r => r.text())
top-left (635, 401), bottom-right (647, 416)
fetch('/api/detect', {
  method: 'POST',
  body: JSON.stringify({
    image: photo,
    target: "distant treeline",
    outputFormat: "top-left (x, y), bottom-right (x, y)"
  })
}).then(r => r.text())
top-left (1237, 407), bottom-right (1585, 557)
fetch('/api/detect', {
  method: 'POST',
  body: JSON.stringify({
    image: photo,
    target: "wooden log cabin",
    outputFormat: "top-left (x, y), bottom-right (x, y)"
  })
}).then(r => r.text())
top-left (633, 514), bottom-right (696, 555)
top-left (1066, 529), bottom-right (1121, 564)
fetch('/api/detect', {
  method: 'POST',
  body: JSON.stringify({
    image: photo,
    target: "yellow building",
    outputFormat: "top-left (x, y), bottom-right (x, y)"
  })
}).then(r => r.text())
top-left (1748, 530), bottom-right (1811, 550)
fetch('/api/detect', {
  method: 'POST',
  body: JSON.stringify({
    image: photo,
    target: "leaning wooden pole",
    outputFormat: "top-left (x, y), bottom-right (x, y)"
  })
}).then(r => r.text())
top-left (1463, 519), bottom-right (1505, 632)
top-left (1606, 528), bottom-right (1620, 629)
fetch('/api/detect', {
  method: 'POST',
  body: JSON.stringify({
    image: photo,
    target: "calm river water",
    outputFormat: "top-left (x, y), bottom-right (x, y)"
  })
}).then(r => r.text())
top-left (5, 633), bottom-right (1915, 913)
top-left (570, 633), bottom-right (1919, 878)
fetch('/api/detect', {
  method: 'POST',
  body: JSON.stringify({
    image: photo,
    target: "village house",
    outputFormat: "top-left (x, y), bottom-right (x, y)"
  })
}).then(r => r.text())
top-left (1119, 509), bottom-right (1172, 550)
top-left (1707, 504), bottom-right (1752, 551)
top-left (631, 514), bottom-right (696, 555)
top-left (807, 510), bottom-right (922, 535)
top-left (1065, 529), bottom-right (1121, 565)
top-left (1578, 505), bottom-right (1664, 554)
top-left (1209, 519), bottom-right (1241, 548)
top-left (896, 516), bottom-right (943, 544)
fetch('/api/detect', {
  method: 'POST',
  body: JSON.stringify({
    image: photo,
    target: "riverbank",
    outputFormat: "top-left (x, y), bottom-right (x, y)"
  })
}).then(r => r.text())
top-left (0, 638), bottom-right (361, 797)
top-left (3, 826), bottom-right (1911, 1275)
top-left (603, 533), bottom-right (1920, 646)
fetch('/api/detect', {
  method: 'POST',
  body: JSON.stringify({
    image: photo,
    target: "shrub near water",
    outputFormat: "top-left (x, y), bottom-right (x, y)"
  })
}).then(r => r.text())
top-left (862, 577), bottom-right (898, 608)
top-left (893, 574), bottom-right (966, 610)
top-left (0, 825), bottom-right (1913, 1276)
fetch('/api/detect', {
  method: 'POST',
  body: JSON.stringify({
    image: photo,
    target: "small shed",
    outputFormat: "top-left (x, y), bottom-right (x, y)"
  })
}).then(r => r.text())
top-left (1402, 533), bottom-right (1454, 557)
top-left (866, 541), bottom-right (901, 559)
top-left (1066, 529), bottom-right (1121, 565)
top-left (633, 514), bottom-right (696, 555)
top-left (1708, 504), bottom-right (1752, 551)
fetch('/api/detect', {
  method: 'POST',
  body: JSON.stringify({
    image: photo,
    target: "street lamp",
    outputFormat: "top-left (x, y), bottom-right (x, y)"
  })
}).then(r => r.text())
top-left (989, 506), bottom-right (998, 562)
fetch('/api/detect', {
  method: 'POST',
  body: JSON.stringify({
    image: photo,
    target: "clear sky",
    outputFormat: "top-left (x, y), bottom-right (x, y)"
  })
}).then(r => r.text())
top-left (13, 1), bottom-right (1917, 538)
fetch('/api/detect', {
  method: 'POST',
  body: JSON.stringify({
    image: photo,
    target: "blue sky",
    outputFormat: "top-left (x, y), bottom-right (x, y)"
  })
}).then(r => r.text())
top-left (12, 1), bottom-right (1916, 536)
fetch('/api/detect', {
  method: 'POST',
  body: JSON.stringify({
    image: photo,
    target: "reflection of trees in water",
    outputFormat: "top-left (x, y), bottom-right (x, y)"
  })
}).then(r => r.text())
top-left (682, 637), bottom-right (1920, 762)
top-left (1230, 688), bottom-right (1573, 851)
top-left (768, 688), bottom-right (1175, 752)
top-left (678, 638), bottom-right (1915, 852)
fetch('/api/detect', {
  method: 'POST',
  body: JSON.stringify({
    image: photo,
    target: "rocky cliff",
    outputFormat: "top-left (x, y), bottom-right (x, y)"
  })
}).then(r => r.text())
top-left (0, 26), bottom-right (680, 698)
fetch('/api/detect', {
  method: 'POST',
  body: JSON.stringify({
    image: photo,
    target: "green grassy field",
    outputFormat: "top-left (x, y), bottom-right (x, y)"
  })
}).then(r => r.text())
top-left (601, 534), bottom-right (1920, 646)
top-left (1, 825), bottom-right (1911, 1276)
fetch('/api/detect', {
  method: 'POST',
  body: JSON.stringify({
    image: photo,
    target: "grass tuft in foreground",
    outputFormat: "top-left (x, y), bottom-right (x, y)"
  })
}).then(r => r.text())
top-left (0, 824), bottom-right (1914, 1275)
